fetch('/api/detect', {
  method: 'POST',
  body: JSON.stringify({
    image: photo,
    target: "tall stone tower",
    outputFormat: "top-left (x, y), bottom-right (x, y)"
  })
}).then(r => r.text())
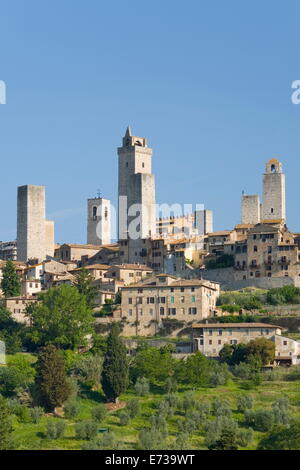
top-left (87, 197), bottom-right (111, 245)
top-left (261, 159), bottom-right (286, 222)
top-left (17, 185), bottom-right (54, 262)
top-left (117, 127), bottom-right (156, 242)
top-left (241, 194), bottom-right (261, 224)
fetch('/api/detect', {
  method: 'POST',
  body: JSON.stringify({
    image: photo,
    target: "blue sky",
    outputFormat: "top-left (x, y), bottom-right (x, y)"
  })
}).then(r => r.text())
top-left (0, 0), bottom-right (300, 243)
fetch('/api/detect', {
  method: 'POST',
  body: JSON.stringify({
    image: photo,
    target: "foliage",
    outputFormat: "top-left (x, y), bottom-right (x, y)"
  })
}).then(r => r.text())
top-left (0, 395), bottom-right (13, 449)
top-left (126, 398), bottom-right (140, 418)
top-left (244, 409), bottom-right (275, 432)
top-left (236, 395), bottom-right (253, 413)
top-left (134, 376), bottom-right (150, 396)
top-left (119, 411), bottom-right (130, 426)
top-left (0, 308), bottom-right (24, 354)
top-left (101, 323), bottom-right (129, 402)
top-left (266, 285), bottom-right (300, 305)
top-left (75, 421), bottom-right (98, 440)
top-left (46, 420), bottom-right (66, 439)
top-left (205, 254), bottom-right (235, 270)
top-left (165, 376), bottom-right (178, 394)
top-left (91, 405), bottom-right (107, 423)
top-left (212, 398), bottom-right (232, 417)
top-left (30, 406), bottom-right (44, 424)
top-left (71, 354), bottom-right (103, 388)
top-left (26, 285), bottom-right (94, 350)
top-left (0, 260), bottom-right (21, 297)
top-left (176, 352), bottom-right (210, 386)
top-left (131, 346), bottom-right (176, 383)
top-left (205, 416), bottom-right (240, 450)
top-left (35, 344), bottom-right (71, 411)
top-left (73, 268), bottom-right (98, 309)
top-left (258, 420), bottom-right (300, 450)
top-left (64, 400), bottom-right (80, 419)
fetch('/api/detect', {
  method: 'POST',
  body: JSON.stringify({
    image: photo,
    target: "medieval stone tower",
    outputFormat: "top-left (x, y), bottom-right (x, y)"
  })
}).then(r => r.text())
top-left (87, 197), bottom-right (111, 245)
top-left (117, 127), bottom-right (156, 242)
top-left (17, 185), bottom-right (54, 262)
top-left (241, 194), bottom-right (261, 225)
top-left (261, 158), bottom-right (286, 222)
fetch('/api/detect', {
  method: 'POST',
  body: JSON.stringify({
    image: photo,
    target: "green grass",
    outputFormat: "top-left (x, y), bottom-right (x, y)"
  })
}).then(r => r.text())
top-left (9, 375), bottom-right (300, 450)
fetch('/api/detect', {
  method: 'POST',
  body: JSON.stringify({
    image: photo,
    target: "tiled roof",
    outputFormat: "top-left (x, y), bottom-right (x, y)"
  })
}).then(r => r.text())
top-left (192, 322), bottom-right (282, 329)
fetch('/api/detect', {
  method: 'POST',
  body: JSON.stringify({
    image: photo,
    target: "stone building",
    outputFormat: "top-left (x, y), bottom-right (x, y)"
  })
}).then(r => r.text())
top-left (192, 322), bottom-right (300, 365)
top-left (104, 264), bottom-right (153, 285)
top-left (120, 274), bottom-right (220, 336)
top-left (241, 159), bottom-right (286, 225)
top-left (0, 241), bottom-right (17, 261)
top-left (17, 185), bottom-right (54, 262)
top-left (87, 197), bottom-right (111, 245)
top-left (118, 127), bottom-right (156, 257)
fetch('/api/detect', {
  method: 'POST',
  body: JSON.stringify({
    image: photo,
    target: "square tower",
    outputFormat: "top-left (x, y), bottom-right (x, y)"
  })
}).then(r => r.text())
top-left (17, 185), bottom-right (48, 262)
top-left (118, 127), bottom-right (156, 241)
top-left (241, 194), bottom-right (261, 224)
top-left (261, 159), bottom-right (286, 222)
top-left (87, 197), bottom-right (111, 245)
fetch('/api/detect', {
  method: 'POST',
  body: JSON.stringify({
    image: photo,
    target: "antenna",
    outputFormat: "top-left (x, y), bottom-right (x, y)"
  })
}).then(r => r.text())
top-left (97, 188), bottom-right (101, 198)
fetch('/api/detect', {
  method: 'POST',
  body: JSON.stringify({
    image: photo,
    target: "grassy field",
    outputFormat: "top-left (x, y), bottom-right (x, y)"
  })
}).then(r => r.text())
top-left (10, 371), bottom-right (300, 450)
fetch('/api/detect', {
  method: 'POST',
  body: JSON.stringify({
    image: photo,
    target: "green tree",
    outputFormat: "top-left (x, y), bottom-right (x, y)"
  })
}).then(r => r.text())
top-left (176, 352), bottom-right (210, 386)
top-left (0, 260), bottom-right (21, 298)
top-left (73, 268), bottom-right (98, 309)
top-left (35, 344), bottom-right (71, 412)
top-left (0, 395), bottom-right (13, 449)
top-left (258, 420), bottom-right (300, 450)
top-left (0, 308), bottom-right (24, 354)
top-left (26, 285), bottom-right (93, 349)
top-left (101, 323), bottom-right (129, 402)
top-left (131, 346), bottom-right (176, 383)
top-left (245, 337), bottom-right (275, 365)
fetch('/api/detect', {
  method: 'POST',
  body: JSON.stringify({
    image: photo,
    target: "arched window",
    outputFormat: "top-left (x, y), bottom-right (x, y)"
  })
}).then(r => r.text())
top-left (271, 164), bottom-right (276, 173)
top-left (104, 208), bottom-right (108, 220)
top-left (92, 206), bottom-right (97, 220)
top-left (254, 245), bottom-right (258, 252)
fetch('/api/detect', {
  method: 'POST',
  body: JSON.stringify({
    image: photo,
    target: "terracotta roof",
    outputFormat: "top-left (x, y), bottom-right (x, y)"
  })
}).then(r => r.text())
top-left (192, 322), bottom-right (282, 329)
top-left (207, 231), bottom-right (231, 237)
top-left (71, 264), bottom-right (110, 271)
top-left (235, 224), bottom-right (255, 229)
top-left (109, 264), bottom-right (152, 271)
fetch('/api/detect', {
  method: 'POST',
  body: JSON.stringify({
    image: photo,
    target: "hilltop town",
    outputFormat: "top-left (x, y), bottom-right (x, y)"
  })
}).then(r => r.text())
top-left (2, 128), bottom-right (300, 451)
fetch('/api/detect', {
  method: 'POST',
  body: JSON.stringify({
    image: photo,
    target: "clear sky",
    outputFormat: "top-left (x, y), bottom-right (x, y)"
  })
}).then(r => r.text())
top-left (0, 0), bottom-right (300, 243)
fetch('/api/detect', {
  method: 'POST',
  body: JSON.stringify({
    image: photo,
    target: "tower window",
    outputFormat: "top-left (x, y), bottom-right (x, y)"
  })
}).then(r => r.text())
top-left (142, 162), bottom-right (145, 168)
top-left (271, 164), bottom-right (276, 173)
top-left (126, 162), bottom-right (128, 167)
top-left (271, 208), bottom-right (274, 214)
top-left (92, 206), bottom-right (97, 220)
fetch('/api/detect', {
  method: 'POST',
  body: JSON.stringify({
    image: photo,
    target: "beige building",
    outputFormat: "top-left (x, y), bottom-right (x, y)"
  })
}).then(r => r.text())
top-left (2, 296), bottom-right (37, 324)
top-left (120, 274), bottom-right (220, 336)
top-left (192, 322), bottom-right (300, 365)
top-left (105, 264), bottom-right (153, 285)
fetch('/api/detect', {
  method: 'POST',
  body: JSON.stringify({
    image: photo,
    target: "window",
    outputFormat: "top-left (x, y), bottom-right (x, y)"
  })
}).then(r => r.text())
top-left (159, 297), bottom-right (166, 303)
top-left (191, 295), bottom-right (195, 303)
top-left (147, 297), bottom-right (155, 304)
top-left (218, 330), bottom-right (222, 336)
top-left (283, 341), bottom-right (287, 346)
top-left (191, 287), bottom-right (195, 292)
top-left (180, 287), bottom-right (185, 292)
top-left (188, 307), bottom-right (197, 315)
top-left (128, 298), bottom-right (133, 304)
top-left (209, 330), bottom-right (213, 336)
top-left (254, 245), bottom-right (258, 252)
top-left (160, 307), bottom-right (165, 315)
top-left (209, 340), bottom-right (212, 345)
top-left (129, 309), bottom-right (133, 316)
top-left (181, 296), bottom-right (185, 303)
top-left (170, 296), bottom-right (175, 303)
top-left (218, 340), bottom-right (222, 345)
top-left (230, 340), bottom-right (237, 345)
top-left (137, 297), bottom-right (143, 304)
top-left (92, 206), bottom-right (97, 220)
top-left (168, 308), bottom-right (176, 315)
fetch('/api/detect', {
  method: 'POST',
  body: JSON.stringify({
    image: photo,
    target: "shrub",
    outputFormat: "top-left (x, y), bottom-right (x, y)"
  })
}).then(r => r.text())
top-left (139, 427), bottom-right (166, 450)
top-left (171, 432), bottom-right (189, 450)
top-left (75, 421), bottom-right (98, 440)
top-left (119, 412), bottom-right (130, 426)
top-left (46, 421), bottom-right (66, 439)
top-left (149, 414), bottom-right (168, 439)
top-left (30, 406), bottom-right (44, 424)
top-left (126, 399), bottom-right (140, 419)
top-left (286, 366), bottom-right (300, 381)
top-left (14, 404), bottom-right (31, 423)
top-left (91, 405), bottom-right (107, 423)
top-left (237, 428), bottom-right (253, 447)
top-left (212, 398), bottom-right (231, 417)
top-left (272, 397), bottom-right (290, 426)
top-left (165, 377), bottom-right (177, 394)
top-left (64, 400), bottom-right (80, 419)
top-left (134, 376), bottom-right (150, 396)
top-left (236, 395), bottom-right (253, 413)
top-left (205, 416), bottom-right (240, 450)
top-left (244, 409), bottom-right (274, 432)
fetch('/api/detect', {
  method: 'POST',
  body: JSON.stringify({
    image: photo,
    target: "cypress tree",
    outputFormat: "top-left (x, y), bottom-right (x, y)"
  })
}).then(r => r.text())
top-left (0, 395), bottom-right (13, 450)
top-left (101, 323), bottom-right (129, 402)
top-left (35, 345), bottom-right (71, 412)
top-left (1, 260), bottom-right (21, 298)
